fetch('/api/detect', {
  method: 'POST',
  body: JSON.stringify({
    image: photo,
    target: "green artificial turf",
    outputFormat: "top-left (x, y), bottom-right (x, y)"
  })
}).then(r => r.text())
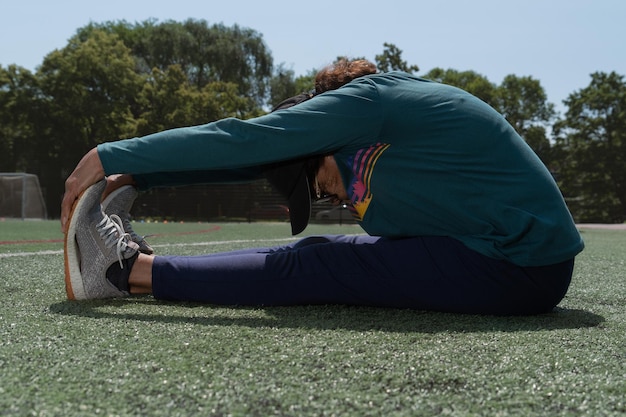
top-left (0, 220), bottom-right (624, 416)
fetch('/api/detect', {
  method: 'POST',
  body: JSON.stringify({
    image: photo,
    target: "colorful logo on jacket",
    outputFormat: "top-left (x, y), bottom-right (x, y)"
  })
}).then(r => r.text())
top-left (345, 143), bottom-right (390, 221)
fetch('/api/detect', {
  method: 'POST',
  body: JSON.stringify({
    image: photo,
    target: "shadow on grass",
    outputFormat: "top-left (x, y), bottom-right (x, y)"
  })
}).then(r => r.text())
top-left (49, 299), bottom-right (604, 334)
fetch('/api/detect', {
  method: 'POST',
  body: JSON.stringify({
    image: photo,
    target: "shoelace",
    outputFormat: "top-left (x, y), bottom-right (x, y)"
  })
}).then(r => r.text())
top-left (96, 214), bottom-right (132, 268)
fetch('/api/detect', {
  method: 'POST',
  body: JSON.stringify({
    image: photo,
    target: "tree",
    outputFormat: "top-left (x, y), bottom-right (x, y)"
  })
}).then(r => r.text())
top-left (268, 64), bottom-right (298, 109)
top-left (294, 71), bottom-right (316, 95)
top-left (494, 75), bottom-right (556, 164)
top-left (0, 65), bottom-right (39, 172)
top-left (38, 30), bottom-right (142, 148)
top-left (1, 20), bottom-right (276, 217)
top-left (553, 71), bottom-right (626, 222)
top-left (35, 29), bottom-right (144, 216)
top-left (374, 43), bottom-right (419, 73)
top-left (423, 68), bottom-right (497, 105)
top-left (268, 65), bottom-right (316, 109)
top-left (77, 19), bottom-right (273, 106)
top-left (136, 65), bottom-right (260, 136)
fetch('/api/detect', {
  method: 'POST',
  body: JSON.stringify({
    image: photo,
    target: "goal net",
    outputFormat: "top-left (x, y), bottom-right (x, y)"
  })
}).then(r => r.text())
top-left (0, 173), bottom-right (48, 219)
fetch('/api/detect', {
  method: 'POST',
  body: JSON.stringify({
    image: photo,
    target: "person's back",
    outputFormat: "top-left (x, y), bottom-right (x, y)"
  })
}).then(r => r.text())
top-left (311, 72), bottom-right (583, 266)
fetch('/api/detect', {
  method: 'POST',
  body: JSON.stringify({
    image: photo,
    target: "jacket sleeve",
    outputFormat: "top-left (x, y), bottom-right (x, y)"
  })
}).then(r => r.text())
top-left (97, 80), bottom-right (383, 177)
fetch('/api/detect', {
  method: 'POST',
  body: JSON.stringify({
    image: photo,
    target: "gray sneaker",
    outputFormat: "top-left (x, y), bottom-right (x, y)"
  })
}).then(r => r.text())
top-left (64, 180), bottom-right (140, 300)
top-left (101, 185), bottom-right (154, 255)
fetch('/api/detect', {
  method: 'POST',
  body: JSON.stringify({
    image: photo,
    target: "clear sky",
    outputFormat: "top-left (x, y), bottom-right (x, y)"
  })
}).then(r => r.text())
top-left (2, 0), bottom-right (625, 115)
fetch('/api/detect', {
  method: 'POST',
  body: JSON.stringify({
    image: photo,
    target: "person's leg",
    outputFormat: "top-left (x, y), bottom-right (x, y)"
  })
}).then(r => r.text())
top-left (128, 254), bottom-right (154, 294)
top-left (146, 234), bottom-right (574, 315)
top-left (128, 235), bottom-right (375, 295)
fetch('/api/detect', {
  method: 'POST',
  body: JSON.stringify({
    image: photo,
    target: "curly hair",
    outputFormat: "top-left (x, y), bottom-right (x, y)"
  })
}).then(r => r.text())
top-left (314, 58), bottom-right (377, 94)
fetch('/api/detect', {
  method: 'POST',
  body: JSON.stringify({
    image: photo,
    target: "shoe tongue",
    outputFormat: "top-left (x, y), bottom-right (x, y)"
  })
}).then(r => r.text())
top-left (106, 252), bottom-right (138, 293)
top-left (120, 239), bottom-right (140, 259)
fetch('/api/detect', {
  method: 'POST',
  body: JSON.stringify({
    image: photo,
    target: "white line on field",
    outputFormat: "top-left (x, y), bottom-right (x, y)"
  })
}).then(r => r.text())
top-left (0, 249), bottom-right (64, 258)
top-left (0, 237), bottom-right (299, 259)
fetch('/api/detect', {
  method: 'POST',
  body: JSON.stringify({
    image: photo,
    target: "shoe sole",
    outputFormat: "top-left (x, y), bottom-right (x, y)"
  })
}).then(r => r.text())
top-left (63, 181), bottom-right (104, 300)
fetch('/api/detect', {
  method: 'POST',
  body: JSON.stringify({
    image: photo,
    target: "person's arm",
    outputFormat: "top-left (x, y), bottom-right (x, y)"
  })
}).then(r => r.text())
top-left (61, 79), bottom-right (382, 231)
top-left (97, 83), bottom-right (382, 177)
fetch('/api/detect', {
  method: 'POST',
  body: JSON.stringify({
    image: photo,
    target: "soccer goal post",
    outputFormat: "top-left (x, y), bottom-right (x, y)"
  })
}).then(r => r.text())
top-left (0, 173), bottom-right (48, 220)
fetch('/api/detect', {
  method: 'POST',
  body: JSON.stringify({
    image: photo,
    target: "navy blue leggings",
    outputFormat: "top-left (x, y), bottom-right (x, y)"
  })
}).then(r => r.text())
top-left (152, 235), bottom-right (574, 315)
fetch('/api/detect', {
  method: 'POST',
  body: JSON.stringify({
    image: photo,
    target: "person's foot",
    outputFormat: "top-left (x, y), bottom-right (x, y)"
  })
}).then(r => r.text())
top-left (64, 180), bottom-right (140, 300)
top-left (101, 185), bottom-right (154, 255)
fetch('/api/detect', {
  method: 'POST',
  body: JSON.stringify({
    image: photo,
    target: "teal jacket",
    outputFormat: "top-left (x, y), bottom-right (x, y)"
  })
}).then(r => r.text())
top-left (98, 72), bottom-right (584, 266)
